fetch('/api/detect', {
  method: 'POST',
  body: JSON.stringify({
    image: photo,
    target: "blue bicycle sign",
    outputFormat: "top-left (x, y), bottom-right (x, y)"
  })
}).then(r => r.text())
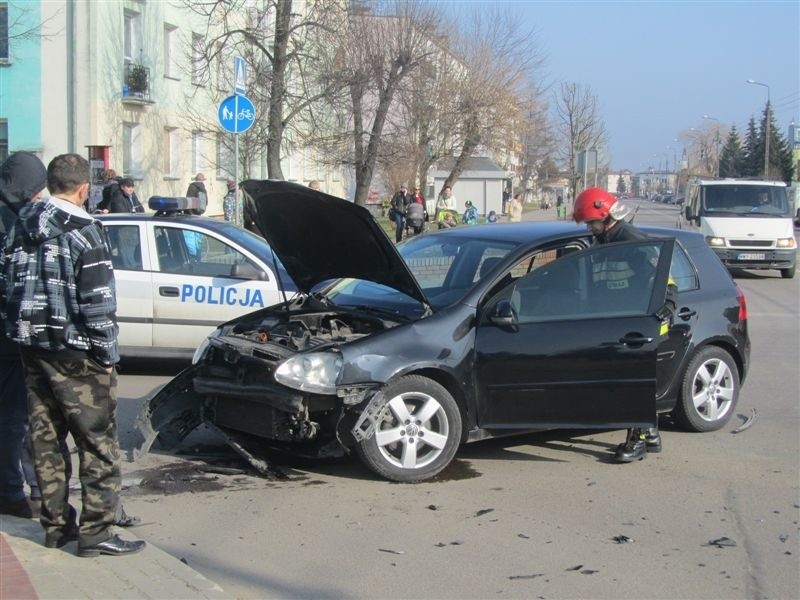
top-left (218, 95), bottom-right (255, 134)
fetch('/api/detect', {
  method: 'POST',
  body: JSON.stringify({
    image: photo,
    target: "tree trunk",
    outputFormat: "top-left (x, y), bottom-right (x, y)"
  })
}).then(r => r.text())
top-left (266, 0), bottom-right (292, 180)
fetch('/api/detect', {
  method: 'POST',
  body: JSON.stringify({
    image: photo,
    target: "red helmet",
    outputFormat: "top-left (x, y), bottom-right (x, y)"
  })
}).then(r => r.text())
top-left (573, 188), bottom-right (617, 223)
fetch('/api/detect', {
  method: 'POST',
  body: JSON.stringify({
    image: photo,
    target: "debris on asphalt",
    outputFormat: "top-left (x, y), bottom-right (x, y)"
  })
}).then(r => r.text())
top-left (435, 540), bottom-right (464, 548)
top-left (426, 504), bottom-right (439, 511)
top-left (779, 534), bottom-right (789, 543)
top-left (566, 565), bottom-right (584, 571)
top-left (378, 548), bottom-right (406, 555)
top-left (612, 535), bottom-right (634, 544)
top-left (508, 574), bottom-right (545, 580)
top-left (475, 508), bottom-right (495, 517)
top-left (580, 569), bottom-right (599, 575)
top-left (707, 536), bottom-right (737, 548)
top-left (518, 533), bottom-right (530, 539)
top-left (196, 465), bottom-right (247, 476)
top-left (731, 408), bottom-right (757, 434)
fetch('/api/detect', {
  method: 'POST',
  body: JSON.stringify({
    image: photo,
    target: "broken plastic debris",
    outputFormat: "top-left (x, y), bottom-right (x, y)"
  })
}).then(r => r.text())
top-left (518, 533), bottom-right (530, 539)
top-left (779, 534), bottom-right (789, 543)
top-left (509, 574), bottom-right (544, 580)
top-left (581, 569), bottom-right (599, 575)
top-left (475, 508), bottom-right (495, 517)
top-left (378, 548), bottom-right (406, 555)
top-left (450, 539), bottom-right (464, 546)
top-left (612, 535), bottom-right (634, 544)
top-left (707, 537), bottom-right (737, 548)
top-left (566, 565), bottom-right (584, 571)
top-left (731, 408), bottom-right (757, 434)
top-left (426, 504), bottom-right (439, 511)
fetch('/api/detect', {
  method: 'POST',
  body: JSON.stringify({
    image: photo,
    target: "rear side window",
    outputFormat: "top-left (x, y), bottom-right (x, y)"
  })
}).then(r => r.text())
top-left (670, 245), bottom-right (698, 292)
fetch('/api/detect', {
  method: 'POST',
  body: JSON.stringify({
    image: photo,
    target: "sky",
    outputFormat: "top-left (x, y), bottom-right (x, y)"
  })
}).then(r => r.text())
top-left (447, 1), bottom-right (800, 172)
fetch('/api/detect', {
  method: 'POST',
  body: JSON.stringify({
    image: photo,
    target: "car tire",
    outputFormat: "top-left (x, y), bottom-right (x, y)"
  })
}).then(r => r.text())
top-left (673, 346), bottom-right (740, 432)
top-left (780, 264), bottom-right (795, 279)
top-left (354, 375), bottom-right (462, 483)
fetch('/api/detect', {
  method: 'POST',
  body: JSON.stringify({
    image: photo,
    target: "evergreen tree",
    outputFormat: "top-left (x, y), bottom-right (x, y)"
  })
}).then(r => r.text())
top-left (616, 175), bottom-right (626, 193)
top-left (742, 117), bottom-right (761, 177)
top-left (718, 125), bottom-right (745, 178)
top-left (761, 103), bottom-right (795, 183)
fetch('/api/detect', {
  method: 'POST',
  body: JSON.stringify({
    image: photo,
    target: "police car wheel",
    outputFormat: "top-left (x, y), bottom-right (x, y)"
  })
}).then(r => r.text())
top-left (674, 347), bottom-right (739, 432)
top-left (354, 375), bottom-right (462, 483)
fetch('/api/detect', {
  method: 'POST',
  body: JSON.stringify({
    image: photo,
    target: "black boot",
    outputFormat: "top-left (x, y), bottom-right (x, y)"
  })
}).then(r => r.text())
top-left (644, 426), bottom-right (662, 453)
top-left (613, 429), bottom-right (646, 463)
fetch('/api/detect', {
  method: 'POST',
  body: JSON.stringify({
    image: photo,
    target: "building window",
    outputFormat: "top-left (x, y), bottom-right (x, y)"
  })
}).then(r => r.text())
top-left (0, 120), bottom-right (8, 162)
top-left (191, 131), bottom-right (205, 174)
top-left (163, 24), bottom-right (179, 79)
top-left (123, 122), bottom-right (142, 176)
top-left (164, 127), bottom-right (180, 176)
top-left (123, 10), bottom-right (141, 63)
top-left (216, 133), bottom-right (233, 179)
top-left (0, 3), bottom-right (9, 61)
top-left (191, 33), bottom-right (205, 85)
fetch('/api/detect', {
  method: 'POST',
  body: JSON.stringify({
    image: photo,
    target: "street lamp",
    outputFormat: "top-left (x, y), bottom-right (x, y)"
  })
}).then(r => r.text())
top-left (746, 79), bottom-right (770, 178)
top-left (703, 115), bottom-right (721, 177)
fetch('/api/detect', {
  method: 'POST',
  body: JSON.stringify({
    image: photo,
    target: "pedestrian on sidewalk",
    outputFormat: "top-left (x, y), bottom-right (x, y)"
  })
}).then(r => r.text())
top-left (0, 153), bottom-right (145, 557)
top-left (508, 192), bottom-right (523, 222)
top-left (0, 151), bottom-right (47, 519)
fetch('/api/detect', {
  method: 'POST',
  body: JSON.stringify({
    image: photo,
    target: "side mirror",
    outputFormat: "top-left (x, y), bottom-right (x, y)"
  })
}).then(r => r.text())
top-left (231, 263), bottom-right (268, 280)
top-left (490, 299), bottom-right (517, 329)
top-left (684, 206), bottom-right (693, 221)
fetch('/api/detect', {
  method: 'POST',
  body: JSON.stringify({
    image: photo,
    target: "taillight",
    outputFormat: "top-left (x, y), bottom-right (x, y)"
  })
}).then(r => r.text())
top-left (736, 286), bottom-right (747, 322)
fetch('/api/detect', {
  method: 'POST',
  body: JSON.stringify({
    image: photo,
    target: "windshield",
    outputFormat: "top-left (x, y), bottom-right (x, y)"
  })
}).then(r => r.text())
top-left (702, 185), bottom-right (790, 217)
top-left (322, 233), bottom-right (520, 317)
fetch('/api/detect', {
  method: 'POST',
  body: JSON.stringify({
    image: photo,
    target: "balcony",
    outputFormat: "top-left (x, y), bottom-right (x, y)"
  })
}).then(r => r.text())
top-left (121, 62), bottom-right (154, 105)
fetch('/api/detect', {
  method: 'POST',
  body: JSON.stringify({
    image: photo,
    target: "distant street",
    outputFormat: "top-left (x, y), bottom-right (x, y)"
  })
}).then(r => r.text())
top-left (116, 201), bottom-right (799, 599)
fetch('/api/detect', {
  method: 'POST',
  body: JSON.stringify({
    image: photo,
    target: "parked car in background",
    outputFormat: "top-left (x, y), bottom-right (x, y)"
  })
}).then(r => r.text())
top-left (139, 181), bottom-right (750, 483)
top-left (98, 197), bottom-right (295, 358)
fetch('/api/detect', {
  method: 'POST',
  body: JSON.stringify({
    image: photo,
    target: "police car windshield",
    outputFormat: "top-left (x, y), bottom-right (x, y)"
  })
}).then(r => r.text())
top-left (703, 185), bottom-right (790, 217)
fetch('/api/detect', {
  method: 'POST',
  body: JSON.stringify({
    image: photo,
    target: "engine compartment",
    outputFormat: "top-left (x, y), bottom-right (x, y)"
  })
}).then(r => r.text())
top-left (226, 308), bottom-right (391, 353)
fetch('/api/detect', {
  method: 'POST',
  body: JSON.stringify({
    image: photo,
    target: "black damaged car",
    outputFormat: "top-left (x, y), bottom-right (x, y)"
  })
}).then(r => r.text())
top-left (138, 180), bottom-right (750, 482)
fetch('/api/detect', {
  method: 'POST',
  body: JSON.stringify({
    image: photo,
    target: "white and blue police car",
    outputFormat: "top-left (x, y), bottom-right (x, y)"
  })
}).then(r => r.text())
top-left (98, 196), bottom-right (295, 359)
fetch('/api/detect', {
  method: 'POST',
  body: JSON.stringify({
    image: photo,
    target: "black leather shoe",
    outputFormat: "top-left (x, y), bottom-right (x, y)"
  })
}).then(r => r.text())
top-left (614, 439), bottom-right (647, 463)
top-left (77, 534), bottom-right (146, 557)
top-left (644, 427), bottom-right (662, 453)
top-left (45, 524), bottom-right (79, 549)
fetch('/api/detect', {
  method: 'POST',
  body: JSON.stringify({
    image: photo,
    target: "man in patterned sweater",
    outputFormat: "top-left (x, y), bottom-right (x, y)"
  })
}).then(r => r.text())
top-left (0, 153), bottom-right (144, 557)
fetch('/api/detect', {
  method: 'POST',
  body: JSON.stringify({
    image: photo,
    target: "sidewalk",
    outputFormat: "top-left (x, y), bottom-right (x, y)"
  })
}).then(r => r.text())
top-left (1, 515), bottom-right (227, 599)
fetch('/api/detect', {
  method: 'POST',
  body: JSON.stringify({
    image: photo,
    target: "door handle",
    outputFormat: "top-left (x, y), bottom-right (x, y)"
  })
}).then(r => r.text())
top-left (677, 307), bottom-right (697, 321)
top-left (159, 286), bottom-right (180, 297)
top-left (619, 333), bottom-right (654, 346)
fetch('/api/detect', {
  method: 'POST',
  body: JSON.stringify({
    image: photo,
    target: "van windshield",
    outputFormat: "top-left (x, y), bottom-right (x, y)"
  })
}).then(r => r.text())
top-left (702, 185), bottom-right (790, 217)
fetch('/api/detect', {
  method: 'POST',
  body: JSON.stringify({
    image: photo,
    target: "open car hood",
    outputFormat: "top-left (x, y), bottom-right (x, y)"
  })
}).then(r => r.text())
top-left (241, 180), bottom-right (429, 306)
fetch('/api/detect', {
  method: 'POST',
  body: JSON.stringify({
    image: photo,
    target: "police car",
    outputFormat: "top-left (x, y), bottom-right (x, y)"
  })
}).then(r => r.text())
top-left (98, 197), bottom-right (295, 359)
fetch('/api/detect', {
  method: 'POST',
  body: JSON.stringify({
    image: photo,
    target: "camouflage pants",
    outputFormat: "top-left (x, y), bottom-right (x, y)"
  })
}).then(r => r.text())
top-left (21, 351), bottom-right (120, 546)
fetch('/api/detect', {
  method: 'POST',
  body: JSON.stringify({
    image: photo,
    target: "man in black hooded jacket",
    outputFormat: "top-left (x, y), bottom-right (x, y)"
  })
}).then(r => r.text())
top-left (0, 152), bottom-right (47, 518)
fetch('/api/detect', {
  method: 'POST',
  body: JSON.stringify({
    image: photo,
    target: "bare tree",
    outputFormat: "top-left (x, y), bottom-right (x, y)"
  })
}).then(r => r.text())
top-left (180, 0), bottom-right (347, 179)
top-left (309, 0), bottom-right (443, 205)
top-left (437, 9), bottom-right (545, 194)
top-left (554, 82), bottom-right (606, 197)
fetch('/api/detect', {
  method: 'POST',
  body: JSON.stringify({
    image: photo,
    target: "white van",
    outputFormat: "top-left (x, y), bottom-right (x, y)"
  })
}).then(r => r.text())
top-left (679, 178), bottom-right (796, 279)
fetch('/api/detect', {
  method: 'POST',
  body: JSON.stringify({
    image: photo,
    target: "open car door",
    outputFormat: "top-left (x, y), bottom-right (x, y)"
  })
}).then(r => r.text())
top-left (475, 238), bottom-right (676, 430)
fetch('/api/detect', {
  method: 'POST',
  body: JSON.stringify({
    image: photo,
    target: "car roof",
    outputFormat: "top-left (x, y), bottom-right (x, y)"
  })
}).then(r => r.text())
top-left (96, 213), bottom-right (272, 254)
top-left (693, 178), bottom-right (786, 187)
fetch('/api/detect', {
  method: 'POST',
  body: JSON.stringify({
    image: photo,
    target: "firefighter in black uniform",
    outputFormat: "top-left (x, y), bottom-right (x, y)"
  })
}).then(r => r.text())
top-left (573, 187), bottom-right (667, 462)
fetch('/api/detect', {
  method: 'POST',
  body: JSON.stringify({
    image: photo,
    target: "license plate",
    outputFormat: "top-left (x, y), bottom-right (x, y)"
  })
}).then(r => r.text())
top-left (737, 253), bottom-right (766, 260)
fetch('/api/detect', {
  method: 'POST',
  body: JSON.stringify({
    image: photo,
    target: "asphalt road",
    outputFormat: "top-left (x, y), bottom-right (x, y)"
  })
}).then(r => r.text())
top-left (116, 201), bottom-right (799, 599)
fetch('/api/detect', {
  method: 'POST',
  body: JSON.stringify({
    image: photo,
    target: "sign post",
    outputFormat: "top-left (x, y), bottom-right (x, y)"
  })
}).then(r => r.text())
top-left (217, 56), bottom-right (254, 226)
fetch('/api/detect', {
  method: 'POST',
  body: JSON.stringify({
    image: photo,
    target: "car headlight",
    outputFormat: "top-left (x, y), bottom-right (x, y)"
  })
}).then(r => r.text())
top-left (777, 237), bottom-right (797, 249)
top-left (275, 352), bottom-right (343, 394)
top-left (192, 329), bottom-right (220, 364)
top-left (705, 236), bottom-right (726, 247)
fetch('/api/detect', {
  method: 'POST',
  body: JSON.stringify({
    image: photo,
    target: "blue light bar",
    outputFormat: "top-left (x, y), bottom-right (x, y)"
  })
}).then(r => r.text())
top-left (148, 196), bottom-right (203, 212)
